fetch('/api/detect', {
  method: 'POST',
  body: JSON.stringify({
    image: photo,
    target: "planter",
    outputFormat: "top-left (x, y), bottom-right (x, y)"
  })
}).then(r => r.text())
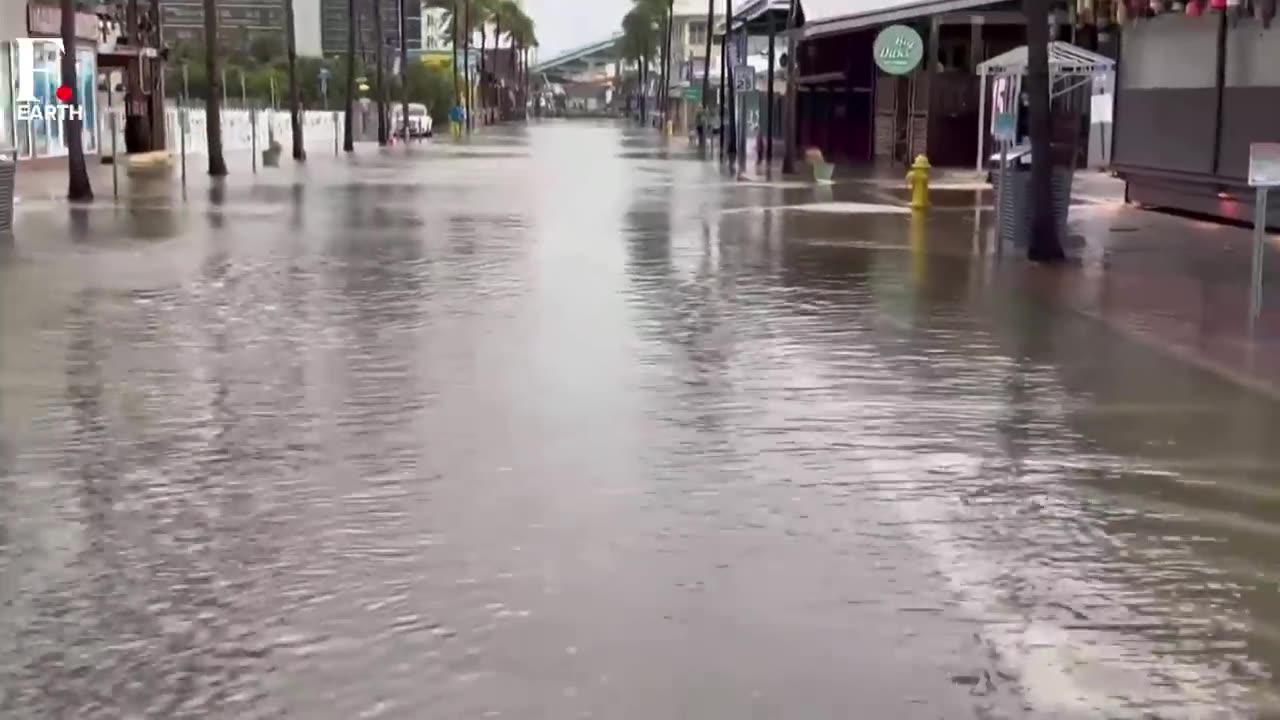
top-left (262, 143), bottom-right (282, 168)
top-left (993, 168), bottom-right (1073, 246)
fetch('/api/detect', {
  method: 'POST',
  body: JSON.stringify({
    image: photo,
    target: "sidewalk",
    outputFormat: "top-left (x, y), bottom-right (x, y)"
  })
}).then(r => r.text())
top-left (1018, 202), bottom-right (1280, 398)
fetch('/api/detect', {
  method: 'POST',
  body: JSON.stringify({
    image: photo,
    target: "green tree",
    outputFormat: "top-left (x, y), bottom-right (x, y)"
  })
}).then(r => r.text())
top-left (506, 9), bottom-right (536, 117)
top-left (251, 32), bottom-right (285, 66)
top-left (405, 60), bottom-right (454, 124)
top-left (621, 5), bottom-right (658, 123)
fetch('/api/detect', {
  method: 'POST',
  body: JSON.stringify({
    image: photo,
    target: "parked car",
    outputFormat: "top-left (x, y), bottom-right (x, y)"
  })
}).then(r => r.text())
top-left (395, 103), bottom-right (434, 139)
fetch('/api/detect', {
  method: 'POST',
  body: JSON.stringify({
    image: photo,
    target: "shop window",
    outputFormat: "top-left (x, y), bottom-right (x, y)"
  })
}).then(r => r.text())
top-left (688, 22), bottom-right (707, 48)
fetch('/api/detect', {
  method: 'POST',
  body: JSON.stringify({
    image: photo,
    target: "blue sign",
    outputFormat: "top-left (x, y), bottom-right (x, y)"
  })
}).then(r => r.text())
top-left (993, 111), bottom-right (1016, 142)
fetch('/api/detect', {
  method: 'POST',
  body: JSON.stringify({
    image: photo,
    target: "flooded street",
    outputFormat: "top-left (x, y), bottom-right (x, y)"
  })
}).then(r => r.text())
top-left (4, 121), bottom-right (1280, 718)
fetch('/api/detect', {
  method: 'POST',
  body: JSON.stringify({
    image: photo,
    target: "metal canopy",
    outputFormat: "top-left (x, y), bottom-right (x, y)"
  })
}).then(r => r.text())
top-left (977, 41), bottom-right (1115, 77)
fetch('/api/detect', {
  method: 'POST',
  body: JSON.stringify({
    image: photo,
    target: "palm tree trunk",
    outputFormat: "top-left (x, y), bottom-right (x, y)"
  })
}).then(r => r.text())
top-left (61, 0), bottom-right (92, 200)
top-left (700, 0), bottom-right (714, 148)
top-left (464, 0), bottom-right (473, 131)
top-left (1026, 0), bottom-right (1063, 262)
top-left (452, 1), bottom-right (460, 104)
top-left (493, 19), bottom-right (501, 120)
top-left (479, 26), bottom-right (487, 124)
top-left (724, 0), bottom-right (734, 160)
top-left (203, 0), bottom-right (229, 175)
top-left (373, 0), bottom-right (388, 145)
top-left (285, 0), bottom-right (306, 160)
top-left (640, 49), bottom-right (648, 124)
top-left (399, 0), bottom-right (410, 142)
top-left (781, 0), bottom-right (798, 174)
top-left (660, 4), bottom-right (673, 129)
top-left (344, 0), bottom-right (357, 151)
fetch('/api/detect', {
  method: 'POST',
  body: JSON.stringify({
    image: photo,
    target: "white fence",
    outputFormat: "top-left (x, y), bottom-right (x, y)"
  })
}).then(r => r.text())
top-left (97, 105), bottom-right (348, 159)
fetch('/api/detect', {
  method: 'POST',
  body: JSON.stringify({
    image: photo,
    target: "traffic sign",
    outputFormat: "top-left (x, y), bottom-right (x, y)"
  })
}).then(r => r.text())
top-left (733, 64), bottom-right (754, 92)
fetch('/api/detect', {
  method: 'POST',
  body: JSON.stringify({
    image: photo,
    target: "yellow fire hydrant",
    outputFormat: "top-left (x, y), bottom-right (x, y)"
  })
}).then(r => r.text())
top-left (906, 154), bottom-right (931, 210)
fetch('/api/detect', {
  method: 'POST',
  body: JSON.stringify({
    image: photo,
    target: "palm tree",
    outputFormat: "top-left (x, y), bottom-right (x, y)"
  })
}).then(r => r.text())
top-left (634, 0), bottom-right (672, 129)
top-left (1025, 0), bottom-right (1064, 262)
top-left (622, 5), bottom-right (658, 125)
top-left (61, 0), bottom-right (92, 200)
top-left (473, 0), bottom-right (498, 124)
top-left (203, 0), bottom-right (228, 175)
top-left (344, 0), bottom-right (357, 151)
top-left (372, 0), bottom-right (388, 145)
top-left (285, 0), bottom-right (305, 160)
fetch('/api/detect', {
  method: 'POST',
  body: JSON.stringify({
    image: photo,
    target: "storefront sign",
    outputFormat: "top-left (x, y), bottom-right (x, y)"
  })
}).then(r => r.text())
top-left (28, 4), bottom-right (101, 42)
top-left (873, 25), bottom-right (924, 75)
top-left (1248, 143), bottom-right (1280, 187)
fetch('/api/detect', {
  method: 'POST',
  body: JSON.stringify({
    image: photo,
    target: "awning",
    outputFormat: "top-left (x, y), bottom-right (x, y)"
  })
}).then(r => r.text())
top-left (802, 0), bottom-right (1005, 39)
top-left (716, 0), bottom-right (793, 35)
top-left (977, 41), bottom-right (1116, 76)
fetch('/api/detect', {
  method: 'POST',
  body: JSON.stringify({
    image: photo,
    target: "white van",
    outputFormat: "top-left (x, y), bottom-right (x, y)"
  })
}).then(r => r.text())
top-left (395, 103), bottom-right (434, 138)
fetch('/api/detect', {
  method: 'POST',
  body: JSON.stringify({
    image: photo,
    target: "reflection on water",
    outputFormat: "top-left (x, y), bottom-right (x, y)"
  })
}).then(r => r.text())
top-left (0, 122), bottom-right (1278, 718)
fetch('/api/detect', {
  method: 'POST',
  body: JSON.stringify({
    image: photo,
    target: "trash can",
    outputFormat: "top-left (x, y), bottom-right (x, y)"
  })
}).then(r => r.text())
top-left (0, 146), bottom-right (15, 235)
top-left (994, 167), bottom-right (1072, 247)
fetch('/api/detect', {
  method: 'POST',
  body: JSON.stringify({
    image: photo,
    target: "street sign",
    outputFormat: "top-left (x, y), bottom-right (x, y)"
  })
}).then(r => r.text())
top-left (1249, 143), bottom-right (1280, 187)
top-left (684, 85), bottom-right (701, 102)
top-left (873, 25), bottom-right (924, 75)
top-left (733, 64), bottom-right (754, 92)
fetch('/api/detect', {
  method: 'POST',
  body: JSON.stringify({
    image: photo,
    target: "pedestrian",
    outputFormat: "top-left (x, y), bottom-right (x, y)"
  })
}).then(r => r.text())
top-left (449, 101), bottom-right (465, 138)
top-left (695, 109), bottom-right (705, 146)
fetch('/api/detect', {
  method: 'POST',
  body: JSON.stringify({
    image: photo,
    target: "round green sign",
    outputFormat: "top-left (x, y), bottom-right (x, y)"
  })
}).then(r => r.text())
top-left (873, 25), bottom-right (924, 75)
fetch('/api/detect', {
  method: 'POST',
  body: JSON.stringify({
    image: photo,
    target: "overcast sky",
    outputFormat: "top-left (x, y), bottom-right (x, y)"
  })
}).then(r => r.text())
top-left (525, 0), bottom-right (630, 58)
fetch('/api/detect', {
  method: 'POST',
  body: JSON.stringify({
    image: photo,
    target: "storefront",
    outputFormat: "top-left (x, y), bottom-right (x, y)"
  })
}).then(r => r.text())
top-left (795, 0), bottom-right (1031, 168)
top-left (5, 3), bottom-right (100, 161)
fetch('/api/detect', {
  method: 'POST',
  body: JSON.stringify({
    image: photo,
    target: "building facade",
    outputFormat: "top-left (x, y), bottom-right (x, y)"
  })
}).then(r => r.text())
top-left (2, 2), bottom-right (100, 161)
top-left (320, 0), bottom-right (422, 59)
top-left (160, 0), bottom-right (288, 44)
top-left (665, 0), bottom-right (724, 132)
top-left (1114, 12), bottom-right (1280, 224)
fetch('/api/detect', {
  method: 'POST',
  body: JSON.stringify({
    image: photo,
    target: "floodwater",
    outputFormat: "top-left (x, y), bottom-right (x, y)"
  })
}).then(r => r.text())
top-left (2, 121), bottom-right (1280, 719)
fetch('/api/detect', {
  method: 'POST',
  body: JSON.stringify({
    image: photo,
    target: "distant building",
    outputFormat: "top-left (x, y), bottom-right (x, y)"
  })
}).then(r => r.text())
top-left (320, 0), bottom-right (421, 59)
top-left (160, 0), bottom-right (288, 44)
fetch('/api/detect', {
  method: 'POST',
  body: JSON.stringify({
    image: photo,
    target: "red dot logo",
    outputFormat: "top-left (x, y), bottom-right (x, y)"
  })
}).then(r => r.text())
top-left (55, 85), bottom-right (73, 103)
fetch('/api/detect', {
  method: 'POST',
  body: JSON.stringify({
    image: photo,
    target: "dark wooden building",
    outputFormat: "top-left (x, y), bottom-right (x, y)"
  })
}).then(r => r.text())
top-left (794, 0), bottom-right (1029, 168)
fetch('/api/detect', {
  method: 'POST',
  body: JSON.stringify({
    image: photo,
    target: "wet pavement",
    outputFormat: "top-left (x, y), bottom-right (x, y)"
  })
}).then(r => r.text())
top-left (4, 121), bottom-right (1280, 718)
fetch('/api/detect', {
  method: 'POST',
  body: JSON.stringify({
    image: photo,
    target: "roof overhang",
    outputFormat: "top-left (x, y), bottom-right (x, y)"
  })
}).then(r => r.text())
top-left (720, 0), bottom-right (797, 34)
top-left (803, 0), bottom-right (1005, 39)
top-left (978, 40), bottom-right (1115, 76)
